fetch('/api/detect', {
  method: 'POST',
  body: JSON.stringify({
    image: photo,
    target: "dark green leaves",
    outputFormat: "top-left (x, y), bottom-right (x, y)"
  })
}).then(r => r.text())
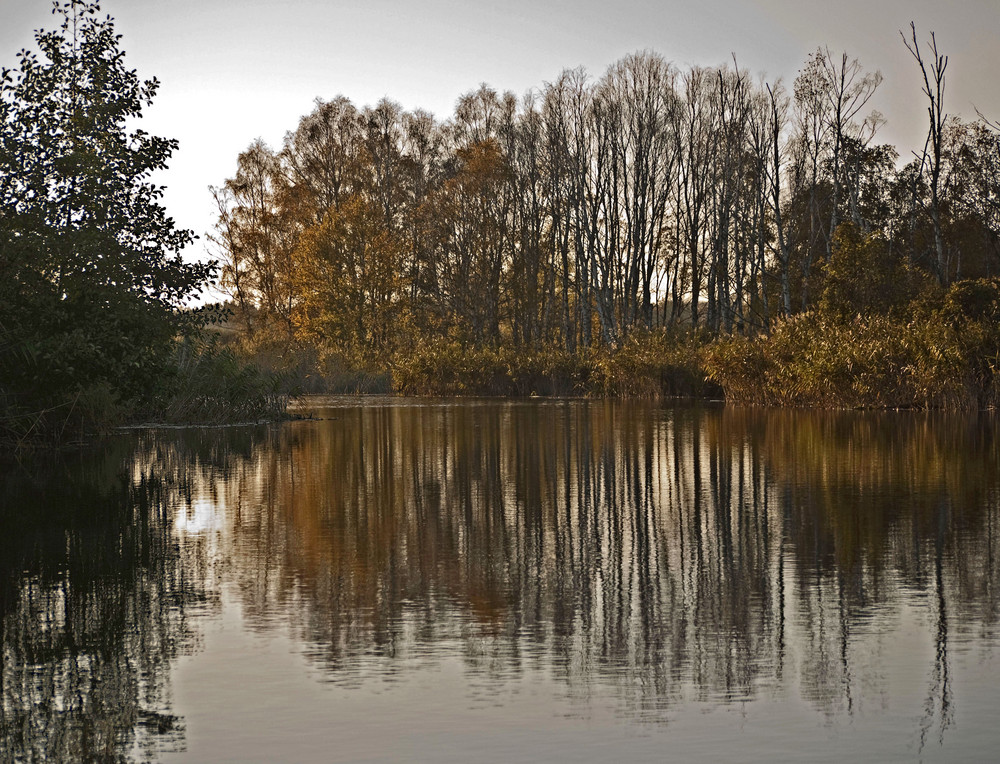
top-left (0, 1), bottom-right (216, 444)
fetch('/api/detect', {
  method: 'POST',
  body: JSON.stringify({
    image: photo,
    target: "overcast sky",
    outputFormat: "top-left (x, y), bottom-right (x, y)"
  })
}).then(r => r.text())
top-left (2, 0), bottom-right (998, 271)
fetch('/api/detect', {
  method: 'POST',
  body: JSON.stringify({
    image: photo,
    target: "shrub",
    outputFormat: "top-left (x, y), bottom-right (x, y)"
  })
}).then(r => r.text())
top-left (705, 277), bottom-right (1000, 410)
top-left (391, 329), bottom-right (713, 399)
top-left (152, 336), bottom-right (288, 425)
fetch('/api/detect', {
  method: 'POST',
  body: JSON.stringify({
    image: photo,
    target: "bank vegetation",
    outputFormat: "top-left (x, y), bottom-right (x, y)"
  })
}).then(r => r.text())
top-left (4, 6), bottom-right (1000, 457)
top-left (210, 30), bottom-right (999, 408)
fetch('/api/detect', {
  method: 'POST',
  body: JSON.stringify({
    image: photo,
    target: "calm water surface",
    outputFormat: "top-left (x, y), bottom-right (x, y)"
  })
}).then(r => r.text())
top-left (2, 398), bottom-right (999, 762)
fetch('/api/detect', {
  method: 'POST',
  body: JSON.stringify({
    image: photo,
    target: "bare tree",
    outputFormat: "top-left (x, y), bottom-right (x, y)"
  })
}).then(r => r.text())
top-left (817, 49), bottom-right (883, 254)
top-left (764, 81), bottom-right (794, 318)
top-left (544, 68), bottom-right (598, 348)
top-left (675, 67), bottom-right (719, 328)
top-left (598, 52), bottom-right (678, 333)
top-left (902, 23), bottom-right (948, 284)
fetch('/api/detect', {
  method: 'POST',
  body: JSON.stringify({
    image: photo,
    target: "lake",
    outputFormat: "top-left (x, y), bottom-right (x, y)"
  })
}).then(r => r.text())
top-left (2, 397), bottom-right (998, 762)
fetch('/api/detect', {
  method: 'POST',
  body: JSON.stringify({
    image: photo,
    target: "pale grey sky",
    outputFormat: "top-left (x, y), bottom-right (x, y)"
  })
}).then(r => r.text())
top-left (2, 0), bottom-right (998, 269)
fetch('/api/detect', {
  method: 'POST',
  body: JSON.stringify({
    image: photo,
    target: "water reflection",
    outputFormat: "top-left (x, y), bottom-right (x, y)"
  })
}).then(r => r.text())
top-left (191, 403), bottom-right (1000, 721)
top-left (1, 402), bottom-right (998, 760)
top-left (0, 441), bottom-right (209, 761)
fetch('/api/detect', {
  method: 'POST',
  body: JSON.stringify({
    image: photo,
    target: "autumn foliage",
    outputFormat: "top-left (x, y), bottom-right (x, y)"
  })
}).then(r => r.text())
top-left (211, 45), bottom-right (1000, 406)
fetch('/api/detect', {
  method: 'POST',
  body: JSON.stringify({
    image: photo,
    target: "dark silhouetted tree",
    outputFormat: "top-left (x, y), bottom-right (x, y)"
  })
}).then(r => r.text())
top-left (0, 0), bottom-right (214, 437)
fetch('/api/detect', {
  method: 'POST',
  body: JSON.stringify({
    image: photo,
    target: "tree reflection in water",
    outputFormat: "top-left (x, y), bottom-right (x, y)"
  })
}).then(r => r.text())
top-left (181, 402), bottom-right (1000, 727)
top-left (0, 439), bottom-right (211, 761)
top-left (1, 402), bottom-right (998, 760)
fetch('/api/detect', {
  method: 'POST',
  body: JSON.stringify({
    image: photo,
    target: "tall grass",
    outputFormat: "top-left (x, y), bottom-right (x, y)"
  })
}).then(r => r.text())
top-left (705, 278), bottom-right (1000, 410)
top-left (1, 335), bottom-right (291, 456)
top-left (153, 336), bottom-right (288, 424)
top-left (391, 329), bottom-right (716, 398)
top-left (221, 323), bottom-right (391, 395)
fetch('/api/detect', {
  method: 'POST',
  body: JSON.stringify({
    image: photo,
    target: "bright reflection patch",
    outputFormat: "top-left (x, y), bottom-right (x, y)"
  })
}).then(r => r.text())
top-left (174, 498), bottom-right (223, 535)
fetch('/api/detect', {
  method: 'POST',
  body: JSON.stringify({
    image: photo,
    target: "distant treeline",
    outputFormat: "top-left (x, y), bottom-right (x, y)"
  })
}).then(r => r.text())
top-left (213, 39), bottom-right (1000, 377)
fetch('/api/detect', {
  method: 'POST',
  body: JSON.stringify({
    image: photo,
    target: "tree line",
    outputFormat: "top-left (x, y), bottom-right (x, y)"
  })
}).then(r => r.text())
top-left (213, 36), bottom-right (1000, 367)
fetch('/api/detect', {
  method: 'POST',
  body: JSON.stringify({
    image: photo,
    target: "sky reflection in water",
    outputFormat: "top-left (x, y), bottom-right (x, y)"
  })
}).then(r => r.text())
top-left (1, 399), bottom-right (999, 762)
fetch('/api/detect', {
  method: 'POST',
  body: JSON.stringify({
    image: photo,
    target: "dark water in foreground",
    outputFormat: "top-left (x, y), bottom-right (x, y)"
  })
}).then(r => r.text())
top-left (1, 398), bottom-right (999, 762)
